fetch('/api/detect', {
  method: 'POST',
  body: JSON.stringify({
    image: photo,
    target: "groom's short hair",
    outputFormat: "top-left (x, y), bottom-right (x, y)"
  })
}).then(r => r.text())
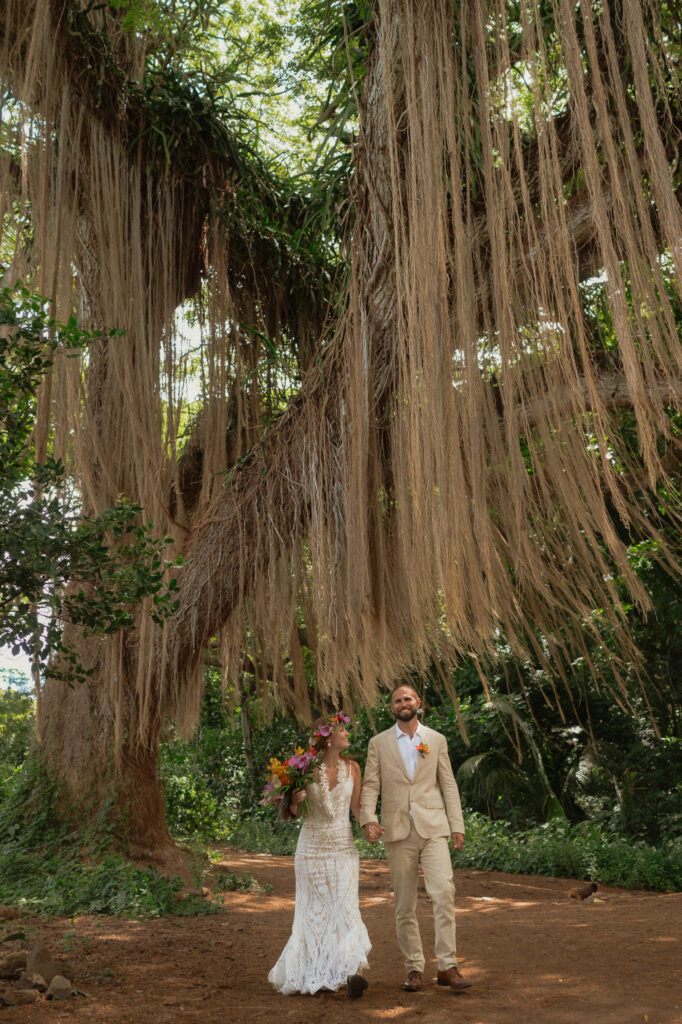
top-left (390, 682), bottom-right (420, 700)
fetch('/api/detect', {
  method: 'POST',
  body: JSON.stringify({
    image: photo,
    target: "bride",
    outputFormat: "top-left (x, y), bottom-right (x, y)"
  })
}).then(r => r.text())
top-left (268, 713), bottom-right (375, 999)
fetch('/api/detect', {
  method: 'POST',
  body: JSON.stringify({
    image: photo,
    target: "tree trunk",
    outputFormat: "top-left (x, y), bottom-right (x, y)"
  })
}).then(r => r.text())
top-left (35, 637), bottom-right (195, 877)
top-left (29, 2), bottom-right (400, 860)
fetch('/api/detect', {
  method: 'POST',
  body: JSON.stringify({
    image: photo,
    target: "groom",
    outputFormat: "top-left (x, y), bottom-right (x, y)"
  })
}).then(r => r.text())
top-left (359, 684), bottom-right (472, 993)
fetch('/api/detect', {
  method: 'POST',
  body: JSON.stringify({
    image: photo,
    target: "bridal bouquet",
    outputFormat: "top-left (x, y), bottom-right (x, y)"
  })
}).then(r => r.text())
top-left (259, 745), bottom-right (321, 817)
top-left (259, 711), bottom-right (351, 817)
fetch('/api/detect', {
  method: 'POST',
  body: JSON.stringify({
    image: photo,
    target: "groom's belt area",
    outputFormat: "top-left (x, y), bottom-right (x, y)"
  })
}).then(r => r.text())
top-left (382, 791), bottom-right (446, 807)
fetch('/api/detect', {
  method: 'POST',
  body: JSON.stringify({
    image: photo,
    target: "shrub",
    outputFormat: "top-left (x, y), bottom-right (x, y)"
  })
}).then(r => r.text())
top-left (226, 816), bottom-right (301, 856)
top-left (0, 758), bottom-right (219, 917)
top-left (215, 869), bottom-right (273, 894)
top-left (455, 813), bottom-right (682, 891)
top-left (163, 771), bottom-right (224, 840)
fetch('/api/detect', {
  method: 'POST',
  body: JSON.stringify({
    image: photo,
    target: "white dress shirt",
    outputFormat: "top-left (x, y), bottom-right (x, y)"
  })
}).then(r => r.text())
top-left (395, 721), bottom-right (423, 781)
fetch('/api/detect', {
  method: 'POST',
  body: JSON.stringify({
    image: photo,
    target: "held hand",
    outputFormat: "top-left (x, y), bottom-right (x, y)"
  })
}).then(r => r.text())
top-left (363, 822), bottom-right (385, 845)
top-left (450, 832), bottom-right (465, 851)
top-left (291, 788), bottom-right (307, 806)
top-left (363, 823), bottom-right (378, 844)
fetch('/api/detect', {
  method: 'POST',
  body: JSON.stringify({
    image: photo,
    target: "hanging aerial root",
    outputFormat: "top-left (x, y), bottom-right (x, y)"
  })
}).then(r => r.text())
top-left (167, 0), bottom-right (682, 721)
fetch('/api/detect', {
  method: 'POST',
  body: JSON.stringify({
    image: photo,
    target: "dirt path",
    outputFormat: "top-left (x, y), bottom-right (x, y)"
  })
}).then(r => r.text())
top-left (2, 846), bottom-right (681, 1024)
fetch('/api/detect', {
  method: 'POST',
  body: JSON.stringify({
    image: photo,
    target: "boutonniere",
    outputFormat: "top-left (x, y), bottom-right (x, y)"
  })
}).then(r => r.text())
top-left (416, 743), bottom-right (429, 757)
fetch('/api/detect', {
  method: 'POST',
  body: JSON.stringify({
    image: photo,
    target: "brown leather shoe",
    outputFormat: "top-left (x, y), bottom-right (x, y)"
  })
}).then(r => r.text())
top-left (402, 970), bottom-right (423, 992)
top-left (436, 966), bottom-right (472, 992)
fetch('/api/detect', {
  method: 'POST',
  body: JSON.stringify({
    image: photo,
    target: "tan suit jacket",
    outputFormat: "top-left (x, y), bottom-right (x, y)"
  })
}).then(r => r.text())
top-left (359, 723), bottom-right (465, 842)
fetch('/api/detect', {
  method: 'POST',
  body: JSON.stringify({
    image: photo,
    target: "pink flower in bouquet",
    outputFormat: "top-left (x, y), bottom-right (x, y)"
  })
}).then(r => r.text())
top-left (258, 776), bottom-right (283, 806)
top-left (261, 745), bottom-right (322, 816)
top-left (286, 748), bottom-right (316, 772)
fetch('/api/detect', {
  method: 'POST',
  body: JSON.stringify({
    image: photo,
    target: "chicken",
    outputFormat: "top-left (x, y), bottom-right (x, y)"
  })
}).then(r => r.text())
top-left (569, 882), bottom-right (598, 900)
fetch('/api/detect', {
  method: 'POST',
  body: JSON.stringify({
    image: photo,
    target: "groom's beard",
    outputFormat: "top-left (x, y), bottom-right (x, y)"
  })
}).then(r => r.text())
top-left (395, 708), bottom-right (418, 722)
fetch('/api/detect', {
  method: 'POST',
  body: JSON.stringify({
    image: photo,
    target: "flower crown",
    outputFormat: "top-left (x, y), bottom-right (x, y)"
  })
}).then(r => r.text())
top-left (314, 711), bottom-right (350, 740)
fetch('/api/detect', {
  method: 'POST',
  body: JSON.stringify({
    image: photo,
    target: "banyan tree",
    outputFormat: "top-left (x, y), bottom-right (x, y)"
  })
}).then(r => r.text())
top-left (1, 0), bottom-right (681, 863)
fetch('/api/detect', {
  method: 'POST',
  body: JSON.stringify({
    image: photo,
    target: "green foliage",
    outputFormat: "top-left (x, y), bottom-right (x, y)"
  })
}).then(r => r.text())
top-left (353, 830), bottom-right (386, 860)
top-left (0, 850), bottom-right (206, 918)
top-left (60, 0), bottom-right (357, 321)
top-left (161, 672), bottom-right (251, 838)
top-left (160, 669), bottom-right (310, 838)
top-left (224, 812), bottom-right (384, 860)
top-left (0, 284), bottom-right (180, 685)
top-left (224, 816), bottom-right (301, 856)
top-left (223, 808), bottom-right (682, 891)
top-left (215, 869), bottom-right (273, 894)
top-left (0, 757), bottom-right (217, 917)
top-left (162, 769), bottom-right (223, 839)
top-left (0, 674), bottom-right (34, 802)
top-left (0, 673), bottom-right (33, 763)
top-left (455, 814), bottom-right (682, 892)
top-left (0, 755), bottom-right (69, 856)
top-left (119, 0), bottom-right (371, 187)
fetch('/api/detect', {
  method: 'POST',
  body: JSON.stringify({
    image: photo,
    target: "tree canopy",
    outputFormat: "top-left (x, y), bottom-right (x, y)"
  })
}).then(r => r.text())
top-left (1, 0), bottom-right (681, 855)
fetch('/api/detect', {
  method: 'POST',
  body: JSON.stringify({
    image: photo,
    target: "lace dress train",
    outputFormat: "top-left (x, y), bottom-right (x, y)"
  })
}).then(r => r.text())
top-left (268, 762), bottom-right (371, 995)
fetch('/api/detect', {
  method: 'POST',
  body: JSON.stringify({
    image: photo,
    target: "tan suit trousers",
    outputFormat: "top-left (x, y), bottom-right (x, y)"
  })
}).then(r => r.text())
top-left (384, 822), bottom-right (457, 973)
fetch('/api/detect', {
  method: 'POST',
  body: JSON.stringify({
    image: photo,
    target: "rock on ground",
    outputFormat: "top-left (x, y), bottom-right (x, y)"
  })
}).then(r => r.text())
top-left (46, 975), bottom-right (72, 1000)
top-left (0, 951), bottom-right (27, 980)
top-left (1, 988), bottom-right (39, 1005)
top-left (17, 970), bottom-right (47, 991)
top-left (26, 943), bottom-right (60, 984)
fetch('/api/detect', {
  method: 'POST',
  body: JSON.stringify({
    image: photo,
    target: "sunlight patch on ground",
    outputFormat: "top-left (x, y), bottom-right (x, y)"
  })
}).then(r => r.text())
top-left (221, 898), bottom-right (278, 916)
top-left (366, 1009), bottom-right (427, 1020)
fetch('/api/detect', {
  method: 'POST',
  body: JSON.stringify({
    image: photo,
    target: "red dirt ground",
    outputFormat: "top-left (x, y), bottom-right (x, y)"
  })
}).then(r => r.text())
top-left (1, 845), bottom-right (680, 1024)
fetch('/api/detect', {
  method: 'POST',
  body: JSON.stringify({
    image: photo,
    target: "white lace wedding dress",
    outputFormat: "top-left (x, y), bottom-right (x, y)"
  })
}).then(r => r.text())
top-left (268, 761), bottom-right (371, 995)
